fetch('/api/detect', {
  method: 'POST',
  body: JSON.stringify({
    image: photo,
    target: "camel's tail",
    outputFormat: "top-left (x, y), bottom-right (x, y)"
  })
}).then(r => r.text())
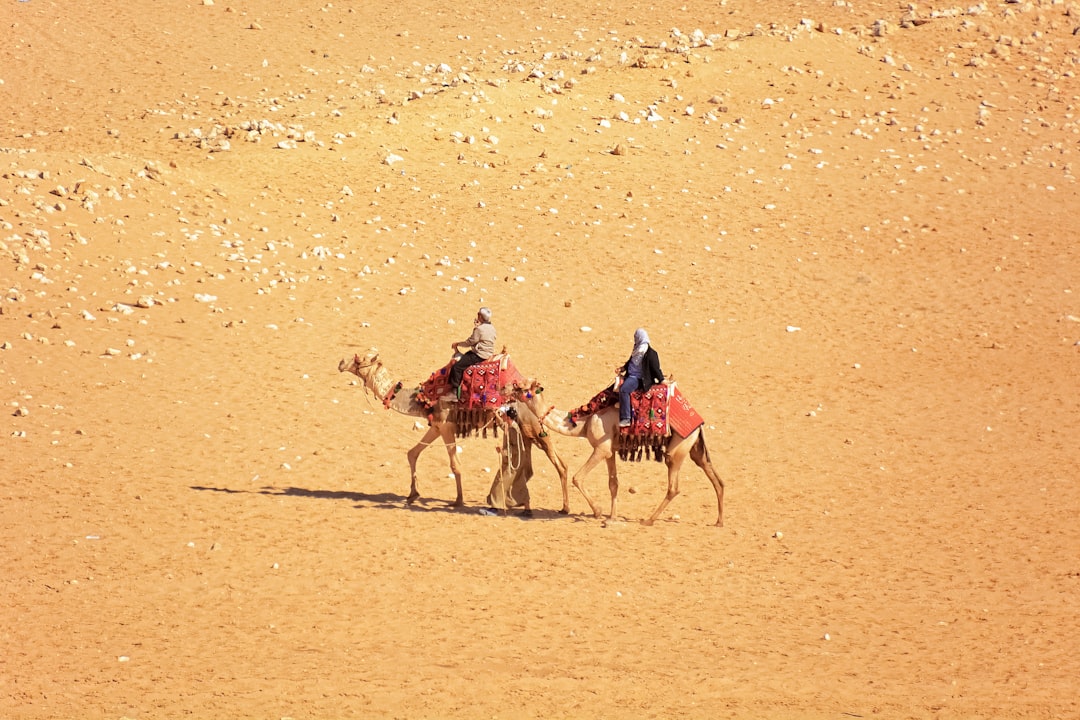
top-left (694, 427), bottom-right (711, 463)
top-left (692, 427), bottom-right (725, 490)
top-left (691, 427), bottom-right (726, 527)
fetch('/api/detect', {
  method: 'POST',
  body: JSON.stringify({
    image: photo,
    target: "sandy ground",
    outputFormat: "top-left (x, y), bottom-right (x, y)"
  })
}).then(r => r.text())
top-left (2, 0), bottom-right (1079, 718)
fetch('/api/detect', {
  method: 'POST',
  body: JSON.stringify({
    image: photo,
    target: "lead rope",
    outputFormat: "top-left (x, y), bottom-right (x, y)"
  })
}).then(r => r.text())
top-left (501, 421), bottom-right (526, 475)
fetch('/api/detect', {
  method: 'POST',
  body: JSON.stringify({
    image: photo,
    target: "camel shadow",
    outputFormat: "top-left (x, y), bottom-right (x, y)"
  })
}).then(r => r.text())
top-left (190, 484), bottom-right (584, 520)
top-left (190, 484), bottom-right (405, 511)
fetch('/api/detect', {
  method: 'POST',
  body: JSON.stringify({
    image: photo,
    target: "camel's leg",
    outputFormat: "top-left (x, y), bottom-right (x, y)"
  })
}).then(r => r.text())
top-left (690, 430), bottom-right (725, 527)
top-left (537, 435), bottom-right (570, 514)
top-left (440, 424), bottom-right (465, 507)
top-left (405, 425), bottom-right (442, 504)
top-left (571, 447), bottom-right (609, 519)
top-left (606, 454), bottom-right (619, 521)
top-left (642, 448), bottom-right (685, 527)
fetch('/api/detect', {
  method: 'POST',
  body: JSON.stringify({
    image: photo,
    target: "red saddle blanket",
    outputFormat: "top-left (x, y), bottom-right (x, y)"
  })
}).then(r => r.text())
top-left (416, 355), bottom-right (524, 412)
top-left (570, 382), bottom-right (703, 438)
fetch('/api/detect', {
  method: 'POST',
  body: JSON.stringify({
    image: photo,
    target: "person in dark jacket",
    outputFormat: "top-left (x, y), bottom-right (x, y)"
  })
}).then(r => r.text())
top-left (617, 327), bottom-right (664, 427)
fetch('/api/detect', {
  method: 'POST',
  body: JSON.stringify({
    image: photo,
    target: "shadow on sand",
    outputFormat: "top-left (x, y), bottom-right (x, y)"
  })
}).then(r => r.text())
top-left (189, 484), bottom-right (580, 521)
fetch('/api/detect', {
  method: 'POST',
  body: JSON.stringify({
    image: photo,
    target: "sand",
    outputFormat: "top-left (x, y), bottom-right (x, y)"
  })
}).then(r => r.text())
top-left (2, 0), bottom-right (1079, 717)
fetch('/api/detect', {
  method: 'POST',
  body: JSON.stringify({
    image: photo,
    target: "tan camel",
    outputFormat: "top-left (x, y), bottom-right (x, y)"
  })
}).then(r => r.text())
top-left (511, 380), bottom-right (725, 526)
top-left (338, 349), bottom-right (568, 511)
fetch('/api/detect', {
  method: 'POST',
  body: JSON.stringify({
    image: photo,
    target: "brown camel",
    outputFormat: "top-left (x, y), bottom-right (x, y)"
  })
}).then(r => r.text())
top-left (338, 349), bottom-right (568, 511)
top-left (511, 381), bottom-right (725, 527)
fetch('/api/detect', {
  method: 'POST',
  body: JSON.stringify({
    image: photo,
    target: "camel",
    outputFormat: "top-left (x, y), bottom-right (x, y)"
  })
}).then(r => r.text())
top-left (510, 380), bottom-right (725, 527)
top-left (338, 348), bottom-right (568, 511)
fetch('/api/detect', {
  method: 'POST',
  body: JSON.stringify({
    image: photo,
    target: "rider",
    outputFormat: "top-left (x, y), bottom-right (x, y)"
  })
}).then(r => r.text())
top-left (617, 327), bottom-right (664, 427)
top-left (449, 307), bottom-right (496, 397)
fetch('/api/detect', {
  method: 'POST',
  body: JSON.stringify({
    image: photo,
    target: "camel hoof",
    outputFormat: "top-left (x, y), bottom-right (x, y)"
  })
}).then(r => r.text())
top-left (641, 519), bottom-right (655, 527)
top-left (559, 508), bottom-right (570, 515)
top-left (406, 493), bottom-right (419, 505)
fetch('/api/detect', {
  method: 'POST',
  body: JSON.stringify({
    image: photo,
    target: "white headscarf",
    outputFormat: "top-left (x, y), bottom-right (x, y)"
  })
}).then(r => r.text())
top-left (627, 328), bottom-right (650, 377)
top-left (478, 307), bottom-right (492, 323)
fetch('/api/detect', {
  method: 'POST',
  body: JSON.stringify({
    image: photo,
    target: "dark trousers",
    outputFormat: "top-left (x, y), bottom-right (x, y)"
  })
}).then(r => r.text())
top-left (449, 351), bottom-right (484, 389)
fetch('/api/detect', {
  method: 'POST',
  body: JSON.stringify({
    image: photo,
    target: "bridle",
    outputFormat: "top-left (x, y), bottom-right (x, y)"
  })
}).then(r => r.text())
top-left (537, 401), bottom-right (557, 428)
top-left (349, 353), bottom-right (401, 408)
top-left (350, 352), bottom-right (382, 373)
top-left (516, 384), bottom-right (556, 436)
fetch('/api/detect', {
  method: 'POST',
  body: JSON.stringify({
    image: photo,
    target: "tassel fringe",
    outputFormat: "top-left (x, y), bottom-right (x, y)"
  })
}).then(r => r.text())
top-left (616, 431), bottom-right (667, 462)
top-left (451, 408), bottom-right (499, 439)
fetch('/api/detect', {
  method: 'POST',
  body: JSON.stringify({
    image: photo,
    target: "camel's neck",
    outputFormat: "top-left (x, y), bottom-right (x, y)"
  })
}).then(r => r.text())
top-left (537, 404), bottom-right (580, 437)
top-left (357, 363), bottom-right (432, 418)
top-left (359, 363), bottom-right (400, 404)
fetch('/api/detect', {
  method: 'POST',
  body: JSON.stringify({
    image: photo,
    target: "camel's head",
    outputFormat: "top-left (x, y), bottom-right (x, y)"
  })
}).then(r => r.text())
top-left (510, 379), bottom-right (545, 407)
top-left (338, 347), bottom-right (380, 379)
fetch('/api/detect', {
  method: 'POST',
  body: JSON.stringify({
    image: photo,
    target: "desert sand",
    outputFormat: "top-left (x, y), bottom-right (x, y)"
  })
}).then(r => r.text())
top-left (2, 0), bottom-right (1079, 718)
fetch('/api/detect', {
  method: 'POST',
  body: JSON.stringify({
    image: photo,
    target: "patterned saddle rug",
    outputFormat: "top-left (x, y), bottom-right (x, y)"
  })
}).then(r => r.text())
top-left (569, 381), bottom-right (704, 461)
top-left (416, 355), bottom-right (524, 437)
